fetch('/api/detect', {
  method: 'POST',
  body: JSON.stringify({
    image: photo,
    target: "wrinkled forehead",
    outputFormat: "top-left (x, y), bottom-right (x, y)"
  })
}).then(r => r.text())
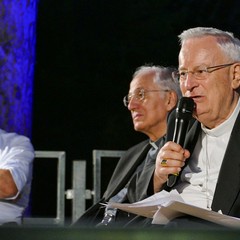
top-left (130, 72), bottom-right (157, 91)
top-left (179, 36), bottom-right (226, 67)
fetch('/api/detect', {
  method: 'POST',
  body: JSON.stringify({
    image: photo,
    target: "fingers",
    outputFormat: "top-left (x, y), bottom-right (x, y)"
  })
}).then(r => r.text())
top-left (159, 141), bottom-right (188, 162)
top-left (160, 158), bottom-right (185, 169)
top-left (160, 159), bottom-right (168, 167)
top-left (154, 141), bottom-right (190, 191)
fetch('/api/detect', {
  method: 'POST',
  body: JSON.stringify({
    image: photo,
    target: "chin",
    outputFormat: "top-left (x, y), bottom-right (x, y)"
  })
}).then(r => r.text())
top-left (194, 111), bottom-right (208, 124)
top-left (134, 125), bottom-right (144, 132)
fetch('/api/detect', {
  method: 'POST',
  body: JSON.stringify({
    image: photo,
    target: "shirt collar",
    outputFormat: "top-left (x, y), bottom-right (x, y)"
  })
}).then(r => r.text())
top-left (201, 98), bottom-right (240, 137)
top-left (149, 135), bottom-right (166, 150)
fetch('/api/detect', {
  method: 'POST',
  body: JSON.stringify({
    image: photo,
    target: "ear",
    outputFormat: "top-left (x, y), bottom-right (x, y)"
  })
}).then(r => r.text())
top-left (231, 63), bottom-right (240, 90)
top-left (166, 91), bottom-right (178, 111)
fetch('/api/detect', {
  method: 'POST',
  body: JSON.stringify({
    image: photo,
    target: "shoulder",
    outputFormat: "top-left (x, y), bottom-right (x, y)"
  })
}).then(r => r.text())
top-left (126, 139), bottom-right (149, 152)
top-left (116, 139), bottom-right (149, 162)
top-left (0, 129), bottom-right (34, 151)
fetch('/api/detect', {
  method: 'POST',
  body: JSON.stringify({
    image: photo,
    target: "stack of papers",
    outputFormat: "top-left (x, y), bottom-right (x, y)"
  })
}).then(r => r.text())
top-left (107, 190), bottom-right (240, 228)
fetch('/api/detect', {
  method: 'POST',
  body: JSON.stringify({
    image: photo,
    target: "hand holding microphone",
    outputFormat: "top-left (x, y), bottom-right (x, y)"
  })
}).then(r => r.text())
top-left (166, 97), bottom-right (195, 187)
top-left (155, 97), bottom-right (195, 189)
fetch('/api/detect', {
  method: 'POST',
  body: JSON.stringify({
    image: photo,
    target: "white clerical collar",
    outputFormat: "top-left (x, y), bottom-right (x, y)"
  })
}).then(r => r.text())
top-left (201, 97), bottom-right (240, 137)
top-left (149, 136), bottom-right (165, 150)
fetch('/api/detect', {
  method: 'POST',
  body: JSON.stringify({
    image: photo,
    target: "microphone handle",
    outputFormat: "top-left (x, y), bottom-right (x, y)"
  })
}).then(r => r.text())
top-left (167, 118), bottom-right (189, 187)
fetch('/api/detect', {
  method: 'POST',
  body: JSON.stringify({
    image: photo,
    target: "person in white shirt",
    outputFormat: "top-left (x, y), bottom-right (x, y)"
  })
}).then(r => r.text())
top-left (0, 129), bottom-right (34, 225)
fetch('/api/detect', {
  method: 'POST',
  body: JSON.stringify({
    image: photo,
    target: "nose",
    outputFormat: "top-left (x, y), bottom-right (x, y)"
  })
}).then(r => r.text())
top-left (183, 72), bottom-right (198, 91)
top-left (128, 97), bottom-right (139, 111)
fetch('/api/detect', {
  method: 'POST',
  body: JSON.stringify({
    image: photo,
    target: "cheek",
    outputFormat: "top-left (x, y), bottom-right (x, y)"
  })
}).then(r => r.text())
top-left (151, 106), bottom-right (168, 122)
top-left (208, 81), bottom-right (226, 101)
top-left (146, 100), bottom-right (169, 121)
top-left (180, 82), bottom-right (186, 95)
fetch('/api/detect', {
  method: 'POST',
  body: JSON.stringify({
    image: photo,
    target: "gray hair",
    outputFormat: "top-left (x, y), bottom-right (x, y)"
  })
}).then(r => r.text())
top-left (178, 27), bottom-right (240, 62)
top-left (133, 65), bottom-right (182, 99)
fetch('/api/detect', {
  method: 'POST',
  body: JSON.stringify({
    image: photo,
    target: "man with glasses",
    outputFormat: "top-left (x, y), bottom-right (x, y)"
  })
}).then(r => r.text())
top-left (154, 27), bottom-right (240, 227)
top-left (73, 65), bottom-right (181, 227)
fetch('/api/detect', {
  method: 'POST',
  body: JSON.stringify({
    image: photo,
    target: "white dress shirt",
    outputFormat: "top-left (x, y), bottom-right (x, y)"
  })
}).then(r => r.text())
top-left (0, 129), bottom-right (34, 224)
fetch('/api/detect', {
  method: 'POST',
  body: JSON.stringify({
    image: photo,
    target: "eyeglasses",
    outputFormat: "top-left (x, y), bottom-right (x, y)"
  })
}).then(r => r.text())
top-left (123, 88), bottom-right (168, 107)
top-left (174, 62), bottom-right (235, 81)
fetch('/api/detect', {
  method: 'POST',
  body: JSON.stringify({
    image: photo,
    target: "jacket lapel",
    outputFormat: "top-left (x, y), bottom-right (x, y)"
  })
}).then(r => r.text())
top-left (103, 140), bottom-right (151, 200)
top-left (211, 111), bottom-right (240, 213)
top-left (184, 119), bottom-right (201, 155)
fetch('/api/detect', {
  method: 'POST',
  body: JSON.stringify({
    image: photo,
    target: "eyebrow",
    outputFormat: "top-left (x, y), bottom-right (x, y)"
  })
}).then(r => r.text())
top-left (178, 64), bottom-right (209, 70)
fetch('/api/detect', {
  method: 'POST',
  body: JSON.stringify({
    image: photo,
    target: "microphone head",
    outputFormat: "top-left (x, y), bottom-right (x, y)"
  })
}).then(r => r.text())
top-left (176, 97), bottom-right (195, 119)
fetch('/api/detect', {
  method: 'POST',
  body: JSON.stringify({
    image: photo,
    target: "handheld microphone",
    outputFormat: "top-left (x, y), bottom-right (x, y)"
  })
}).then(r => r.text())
top-left (167, 97), bottom-right (195, 187)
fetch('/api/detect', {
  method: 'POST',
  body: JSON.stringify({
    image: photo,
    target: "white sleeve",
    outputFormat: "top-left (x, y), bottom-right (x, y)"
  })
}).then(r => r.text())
top-left (0, 131), bottom-right (34, 199)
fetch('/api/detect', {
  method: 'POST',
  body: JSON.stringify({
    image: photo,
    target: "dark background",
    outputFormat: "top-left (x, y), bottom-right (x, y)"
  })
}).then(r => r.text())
top-left (31, 0), bottom-right (240, 219)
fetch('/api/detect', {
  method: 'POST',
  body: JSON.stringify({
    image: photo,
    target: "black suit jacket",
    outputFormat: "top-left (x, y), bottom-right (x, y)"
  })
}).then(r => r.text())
top-left (165, 109), bottom-right (240, 217)
top-left (74, 139), bottom-right (156, 226)
top-left (103, 139), bottom-right (151, 202)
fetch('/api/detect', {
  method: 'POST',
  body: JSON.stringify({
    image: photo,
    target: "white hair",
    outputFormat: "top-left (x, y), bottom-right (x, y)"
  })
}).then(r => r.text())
top-left (179, 27), bottom-right (240, 62)
top-left (133, 65), bottom-right (182, 99)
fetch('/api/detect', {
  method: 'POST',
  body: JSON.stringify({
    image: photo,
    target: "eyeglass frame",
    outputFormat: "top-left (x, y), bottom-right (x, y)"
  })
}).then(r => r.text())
top-left (123, 88), bottom-right (169, 107)
top-left (173, 62), bottom-right (236, 81)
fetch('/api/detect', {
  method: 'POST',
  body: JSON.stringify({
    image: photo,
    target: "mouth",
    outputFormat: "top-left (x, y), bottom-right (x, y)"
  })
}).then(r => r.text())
top-left (187, 95), bottom-right (203, 102)
top-left (132, 113), bottom-right (143, 120)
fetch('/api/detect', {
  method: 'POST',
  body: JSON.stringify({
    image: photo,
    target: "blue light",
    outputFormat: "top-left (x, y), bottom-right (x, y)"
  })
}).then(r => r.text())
top-left (0, 0), bottom-right (38, 138)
